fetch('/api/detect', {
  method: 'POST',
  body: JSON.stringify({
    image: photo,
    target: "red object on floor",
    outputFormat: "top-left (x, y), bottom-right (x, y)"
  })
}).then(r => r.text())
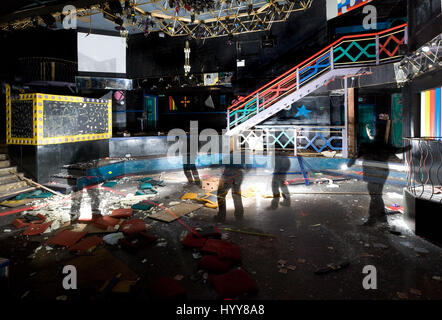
top-left (193, 226), bottom-right (222, 239)
top-left (119, 219), bottom-right (146, 235)
top-left (182, 233), bottom-right (207, 248)
top-left (68, 236), bottom-right (103, 254)
top-left (386, 205), bottom-right (404, 213)
top-left (210, 268), bottom-right (257, 299)
top-left (23, 221), bottom-right (53, 236)
top-left (46, 230), bottom-right (87, 247)
top-left (199, 255), bottom-right (234, 273)
top-left (93, 216), bottom-right (120, 230)
top-left (13, 219), bottom-right (30, 229)
top-left (147, 277), bottom-right (186, 300)
top-left (201, 239), bottom-right (241, 262)
top-left (138, 231), bottom-right (158, 243)
top-left (110, 208), bottom-right (133, 218)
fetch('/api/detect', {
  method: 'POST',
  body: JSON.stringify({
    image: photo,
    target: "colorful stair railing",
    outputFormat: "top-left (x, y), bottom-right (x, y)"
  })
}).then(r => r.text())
top-left (227, 24), bottom-right (407, 132)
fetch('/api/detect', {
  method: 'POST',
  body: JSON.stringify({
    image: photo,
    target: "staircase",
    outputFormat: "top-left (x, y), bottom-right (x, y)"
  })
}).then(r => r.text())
top-left (226, 24), bottom-right (408, 136)
top-left (0, 145), bottom-right (36, 201)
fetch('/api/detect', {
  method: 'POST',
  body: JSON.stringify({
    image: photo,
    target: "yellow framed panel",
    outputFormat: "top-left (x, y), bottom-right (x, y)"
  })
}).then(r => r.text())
top-left (6, 91), bottom-right (112, 145)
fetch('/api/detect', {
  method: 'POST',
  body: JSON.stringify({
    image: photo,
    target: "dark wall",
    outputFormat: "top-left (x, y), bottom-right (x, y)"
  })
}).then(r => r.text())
top-left (0, 28), bottom-right (77, 81)
top-left (407, 0), bottom-right (441, 51)
top-left (9, 140), bottom-right (109, 183)
top-left (128, 0), bottom-right (328, 95)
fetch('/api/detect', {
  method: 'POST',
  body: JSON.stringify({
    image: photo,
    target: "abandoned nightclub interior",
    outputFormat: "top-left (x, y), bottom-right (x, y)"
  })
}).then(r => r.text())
top-left (0, 0), bottom-right (441, 309)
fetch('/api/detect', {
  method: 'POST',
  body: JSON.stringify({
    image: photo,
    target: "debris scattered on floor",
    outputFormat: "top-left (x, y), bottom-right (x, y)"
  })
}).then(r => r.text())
top-left (202, 176), bottom-right (223, 192)
top-left (102, 181), bottom-right (117, 188)
top-left (221, 227), bottom-right (276, 238)
top-left (314, 261), bottom-right (350, 275)
top-left (68, 236), bottom-right (103, 254)
top-left (174, 274), bottom-right (184, 281)
top-left (409, 288), bottom-right (422, 296)
top-left (103, 232), bottom-right (125, 245)
top-left (396, 291), bottom-right (409, 299)
top-left (149, 203), bottom-right (203, 223)
top-left (385, 205), bottom-right (404, 214)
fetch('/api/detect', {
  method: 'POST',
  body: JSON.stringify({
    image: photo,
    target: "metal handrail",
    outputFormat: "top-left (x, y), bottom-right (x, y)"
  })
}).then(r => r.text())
top-left (227, 23), bottom-right (408, 130)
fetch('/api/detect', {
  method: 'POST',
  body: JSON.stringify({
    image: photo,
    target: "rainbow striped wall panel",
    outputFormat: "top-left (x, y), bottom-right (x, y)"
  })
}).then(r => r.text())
top-left (421, 87), bottom-right (442, 138)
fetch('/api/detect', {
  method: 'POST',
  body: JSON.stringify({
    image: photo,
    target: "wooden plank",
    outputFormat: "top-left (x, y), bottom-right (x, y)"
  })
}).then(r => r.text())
top-left (148, 203), bottom-right (203, 223)
top-left (347, 88), bottom-right (356, 157)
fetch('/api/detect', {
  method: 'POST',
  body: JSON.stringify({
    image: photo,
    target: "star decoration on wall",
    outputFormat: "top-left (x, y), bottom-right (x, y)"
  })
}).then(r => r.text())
top-left (181, 96), bottom-right (190, 108)
top-left (295, 105), bottom-right (312, 119)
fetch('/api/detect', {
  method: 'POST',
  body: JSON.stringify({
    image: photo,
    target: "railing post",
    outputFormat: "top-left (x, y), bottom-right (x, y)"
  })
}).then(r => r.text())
top-left (404, 26), bottom-right (408, 45)
top-left (343, 78), bottom-right (349, 158)
top-left (375, 35), bottom-right (380, 65)
top-left (330, 47), bottom-right (334, 70)
top-left (227, 109), bottom-right (230, 130)
top-left (296, 68), bottom-right (300, 90)
top-left (293, 128), bottom-right (298, 156)
top-left (256, 93), bottom-right (260, 114)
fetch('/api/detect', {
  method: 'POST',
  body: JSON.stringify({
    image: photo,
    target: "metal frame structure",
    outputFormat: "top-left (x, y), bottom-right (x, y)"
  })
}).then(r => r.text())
top-left (395, 33), bottom-right (442, 85)
top-left (0, 0), bottom-right (313, 39)
top-left (227, 23), bottom-right (408, 136)
top-left (226, 24), bottom-right (408, 158)
top-left (404, 137), bottom-right (442, 203)
top-left (237, 125), bottom-right (346, 157)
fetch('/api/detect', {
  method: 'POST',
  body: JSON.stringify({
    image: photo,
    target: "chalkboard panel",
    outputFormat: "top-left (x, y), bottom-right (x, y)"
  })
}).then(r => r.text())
top-left (11, 99), bottom-right (33, 138)
top-left (43, 100), bottom-right (109, 138)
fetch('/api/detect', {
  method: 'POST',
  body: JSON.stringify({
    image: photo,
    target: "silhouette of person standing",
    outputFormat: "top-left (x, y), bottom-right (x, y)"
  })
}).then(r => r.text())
top-left (348, 122), bottom-right (409, 226)
top-left (182, 122), bottom-right (201, 186)
top-left (269, 152), bottom-right (291, 209)
top-left (215, 165), bottom-right (247, 222)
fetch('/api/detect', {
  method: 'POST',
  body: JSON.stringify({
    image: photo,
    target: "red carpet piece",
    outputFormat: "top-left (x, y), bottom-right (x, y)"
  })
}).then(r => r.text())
top-left (199, 255), bottom-right (234, 273)
top-left (119, 219), bottom-right (147, 235)
top-left (193, 226), bottom-right (222, 239)
top-left (182, 233), bottom-right (207, 248)
top-left (46, 230), bottom-right (87, 247)
top-left (69, 236), bottom-right (103, 254)
top-left (93, 216), bottom-right (120, 230)
top-left (13, 219), bottom-right (30, 229)
top-left (23, 221), bottom-right (53, 236)
top-left (110, 208), bottom-right (133, 218)
top-left (201, 239), bottom-right (241, 262)
top-left (210, 268), bottom-right (257, 299)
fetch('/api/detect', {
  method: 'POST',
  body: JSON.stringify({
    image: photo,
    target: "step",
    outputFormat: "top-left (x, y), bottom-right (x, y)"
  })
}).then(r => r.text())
top-left (50, 174), bottom-right (80, 186)
top-left (0, 160), bottom-right (12, 168)
top-left (0, 180), bottom-right (28, 193)
top-left (44, 182), bottom-right (76, 194)
top-left (0, 173), bottom-right (23, 184)
top-left (0, 154), bottom-right (8, 161)
top-left (0, 147), bottom-right (8, 154)
top-left (0, 186), bottom-right (37, 202)
top-left (59, 167), bottom-right (88, 176)
top-left (0, 166), bottom-right (17, 176)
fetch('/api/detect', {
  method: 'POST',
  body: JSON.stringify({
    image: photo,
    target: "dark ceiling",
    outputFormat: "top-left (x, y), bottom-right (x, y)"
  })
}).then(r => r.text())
top-left (0, 0), bottom-right (107, 24)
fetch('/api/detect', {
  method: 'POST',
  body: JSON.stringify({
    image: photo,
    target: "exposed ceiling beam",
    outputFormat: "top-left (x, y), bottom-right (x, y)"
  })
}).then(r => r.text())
top-left (0, 0), bottom-right (108, 24)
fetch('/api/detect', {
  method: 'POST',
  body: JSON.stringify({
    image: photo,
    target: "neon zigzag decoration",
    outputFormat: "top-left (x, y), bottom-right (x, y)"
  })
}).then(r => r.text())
top-left (379, 34), bottom-right (405, 57)
top-left (333, 41), bottom-right (376, 62)
top-left (226, 24), bottom-right (407, 132)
